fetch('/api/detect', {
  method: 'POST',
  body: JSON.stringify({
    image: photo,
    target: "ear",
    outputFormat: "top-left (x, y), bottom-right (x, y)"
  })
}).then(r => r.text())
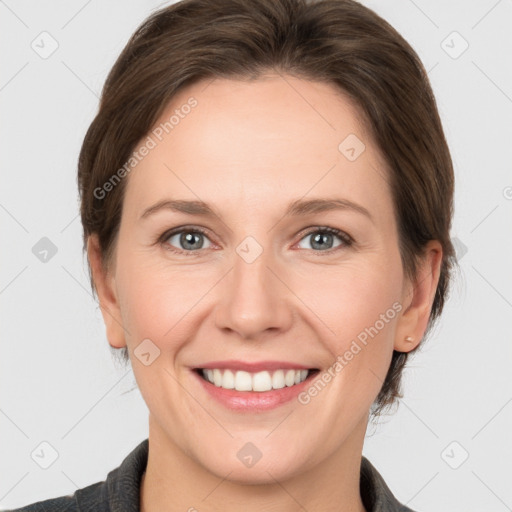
top-left (394, 240), bottom-right (443, 352)
top-left (87, 234), bottom-right (127, 349)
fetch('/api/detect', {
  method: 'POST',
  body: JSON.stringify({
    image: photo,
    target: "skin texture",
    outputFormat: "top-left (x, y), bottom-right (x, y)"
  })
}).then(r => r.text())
top-left (88, 75), bottom-right (442, 512)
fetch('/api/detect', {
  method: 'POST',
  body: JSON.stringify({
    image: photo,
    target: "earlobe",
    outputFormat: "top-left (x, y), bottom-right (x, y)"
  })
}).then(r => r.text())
top-left (87, 234), bottom-right (127, 349)
top-left (394, 240), bottom-right (443, 353)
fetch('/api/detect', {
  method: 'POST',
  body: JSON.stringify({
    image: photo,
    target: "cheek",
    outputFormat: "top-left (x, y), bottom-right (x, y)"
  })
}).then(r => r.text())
top-left (117, 255), bottom-right (213, 344)
top-left (293, 261), bottom-right (401, 338)
top-left (290, 260), bottom-right (403, 401)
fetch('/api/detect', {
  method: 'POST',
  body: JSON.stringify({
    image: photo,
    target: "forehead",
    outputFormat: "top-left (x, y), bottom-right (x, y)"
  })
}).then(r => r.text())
top-left (123, 75), bottom-right (391, 221)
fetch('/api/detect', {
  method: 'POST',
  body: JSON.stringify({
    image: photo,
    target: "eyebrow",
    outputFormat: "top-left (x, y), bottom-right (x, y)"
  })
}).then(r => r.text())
top-left (139, 197), bottom-right (374, 223)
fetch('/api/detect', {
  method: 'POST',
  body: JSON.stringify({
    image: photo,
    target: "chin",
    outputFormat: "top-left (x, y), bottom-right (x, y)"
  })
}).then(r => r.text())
top-left (196, 440), bottom-right (311, 485)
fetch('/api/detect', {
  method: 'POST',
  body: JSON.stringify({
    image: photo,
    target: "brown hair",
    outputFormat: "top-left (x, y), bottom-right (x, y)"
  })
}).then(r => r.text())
top-left (78, 0), bottom-right (456, 416)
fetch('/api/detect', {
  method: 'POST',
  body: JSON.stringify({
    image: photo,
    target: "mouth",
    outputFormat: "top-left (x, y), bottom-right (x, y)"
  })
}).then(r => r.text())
top-left (194, 367), bottom-right (320, 392)
top-left (190, 360), bottom-right (322, 411)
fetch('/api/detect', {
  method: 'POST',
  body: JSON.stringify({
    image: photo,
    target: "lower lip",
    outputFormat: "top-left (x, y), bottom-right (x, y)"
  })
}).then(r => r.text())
top-left (192, 369), bottom-right (318, 412)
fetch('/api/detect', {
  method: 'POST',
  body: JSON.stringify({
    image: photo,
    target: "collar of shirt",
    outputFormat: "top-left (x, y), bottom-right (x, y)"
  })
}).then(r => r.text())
top-left (9, 438), bottom-right (417, 512)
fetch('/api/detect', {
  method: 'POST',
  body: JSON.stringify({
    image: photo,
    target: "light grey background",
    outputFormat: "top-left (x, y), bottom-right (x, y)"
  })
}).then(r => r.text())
top-left (1, 1), bottom-right (511, 510)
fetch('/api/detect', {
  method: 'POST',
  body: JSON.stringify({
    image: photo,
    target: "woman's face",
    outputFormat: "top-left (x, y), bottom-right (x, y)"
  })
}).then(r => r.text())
top-left (91, 75), bottom-right (439, 483)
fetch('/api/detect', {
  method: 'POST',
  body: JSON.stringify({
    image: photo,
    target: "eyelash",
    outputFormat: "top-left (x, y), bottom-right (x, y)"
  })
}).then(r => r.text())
top-left (157, 225), bottom-right (354, 256)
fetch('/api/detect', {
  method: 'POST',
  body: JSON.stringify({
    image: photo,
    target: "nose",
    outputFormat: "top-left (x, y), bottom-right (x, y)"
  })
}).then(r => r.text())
top-left (214, 245), bottom-right (294, 340)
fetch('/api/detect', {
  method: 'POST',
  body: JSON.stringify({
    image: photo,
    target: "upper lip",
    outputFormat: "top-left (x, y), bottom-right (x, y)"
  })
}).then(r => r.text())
top-left (194, 360), bottom-right (316, 372)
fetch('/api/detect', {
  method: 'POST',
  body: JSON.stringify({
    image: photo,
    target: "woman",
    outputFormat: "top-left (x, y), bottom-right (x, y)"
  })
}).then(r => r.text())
top-left (8, 0), bottom-right (455, 510)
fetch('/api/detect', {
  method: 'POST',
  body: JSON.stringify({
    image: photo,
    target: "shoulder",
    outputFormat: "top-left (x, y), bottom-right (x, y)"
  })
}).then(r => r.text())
top-left (360, 456), bottom-right (418, 512)
top-left (4, 438), bottom-right (149, 512)
top-left (2, 480), bottom-right (106, 512)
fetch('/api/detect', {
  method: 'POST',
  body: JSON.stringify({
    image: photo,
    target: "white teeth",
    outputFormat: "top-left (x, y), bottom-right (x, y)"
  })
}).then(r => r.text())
top-left (222, 369), bottom-right (235, 389)
top-left (253, 371), bottom-right (272, 392)
top-left (285, 369), bottom-right (296, 387)
top-left (272, 370), bottom-right (286, 389)
top-left (235, 371), bottom-right (253, 391)
top-left (213, 369), bottom-right (223, 387)
top-left (201, 368), bottom-right (310, 392)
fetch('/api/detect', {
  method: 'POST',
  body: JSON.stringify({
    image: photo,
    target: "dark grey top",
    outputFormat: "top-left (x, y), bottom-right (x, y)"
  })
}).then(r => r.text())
top-left (5, 438), bottom-right (416, 511)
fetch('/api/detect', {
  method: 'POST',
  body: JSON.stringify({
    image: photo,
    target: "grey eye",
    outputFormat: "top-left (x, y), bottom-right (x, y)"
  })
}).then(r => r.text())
top-left (297, 231), bottom-right (344, 251)
top-left (166, 231), bottom-right (212, 251)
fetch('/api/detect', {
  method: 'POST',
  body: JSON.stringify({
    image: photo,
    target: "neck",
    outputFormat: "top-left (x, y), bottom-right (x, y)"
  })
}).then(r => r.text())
top-left (140, 414), bottom-right (368, 512)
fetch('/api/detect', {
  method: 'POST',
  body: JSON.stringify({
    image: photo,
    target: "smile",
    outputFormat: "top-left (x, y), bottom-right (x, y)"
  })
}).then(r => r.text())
top-left (192, 364), bottom-right (321, 411)
top-left (199, 368), bottom-right (313, 392)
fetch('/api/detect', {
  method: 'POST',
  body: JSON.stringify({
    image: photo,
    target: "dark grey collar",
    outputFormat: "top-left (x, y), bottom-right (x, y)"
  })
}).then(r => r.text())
top-left (73, 438), bottom-right (416, 512)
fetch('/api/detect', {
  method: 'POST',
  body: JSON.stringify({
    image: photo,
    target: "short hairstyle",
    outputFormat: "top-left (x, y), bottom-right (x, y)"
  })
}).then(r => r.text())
top-left (78, 0), bottom-right (456, 417)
